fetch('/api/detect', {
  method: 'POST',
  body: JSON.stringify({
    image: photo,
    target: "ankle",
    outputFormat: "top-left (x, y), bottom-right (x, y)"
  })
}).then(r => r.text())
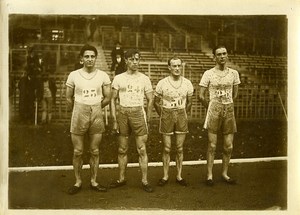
top-left (207, 175), bottom-right (213, 180)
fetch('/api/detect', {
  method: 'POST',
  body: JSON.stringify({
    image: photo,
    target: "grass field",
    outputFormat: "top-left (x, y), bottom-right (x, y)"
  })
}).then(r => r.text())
top-left (9, 119), bottom-right (287, 167)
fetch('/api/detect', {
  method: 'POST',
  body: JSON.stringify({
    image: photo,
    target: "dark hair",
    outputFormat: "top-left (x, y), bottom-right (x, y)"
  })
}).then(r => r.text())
top-left (167, 56), bottom-right (183, 66)
top-left (79, 44), bottom-right (98, 57)
top-left (124, 49), bottom-right (140, 60)
top-left (212, 45), bottom-right (227, 55)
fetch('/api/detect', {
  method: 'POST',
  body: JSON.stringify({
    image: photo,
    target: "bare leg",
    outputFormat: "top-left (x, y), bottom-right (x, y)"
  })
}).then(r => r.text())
top-left (47, 97), bottom-right (53, 123)
top-left (207, 132), bottom-right (217, 180)
top-left (162, 135), bottom-right (172, 181)
top-left (89, 133), bottom-right (102, 186)
top-left (41, 99), bottom-right (47, 124)
top-left (71, 134), bottom-right (84, 187)
top-left (135, 134), bottom-right (149, 184)
top-left (222, 133), bottom-right (234, 180)
top-left (118, 135), bottom-right (129, 182)
top-left (175, 134), bottom-right (186, 180)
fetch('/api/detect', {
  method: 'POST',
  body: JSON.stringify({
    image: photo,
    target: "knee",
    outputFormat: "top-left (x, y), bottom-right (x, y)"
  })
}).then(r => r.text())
top-left (223, 145), bottom-right (233, 155)
top-left (207, 144), bottom-right (216, 154)
top-left (90, 148), bottom-right (99, 157)
top-left (137, 145), bottom-right (147, 156)
top-left (139, 135), bottom-right (148, 143)
top-left (163, 146), bottom-right (171, 154)
top-left (118, 146), bottom-right (128, 155)
top-left (176, 146), bottom-right (183, 154)
top-left (73, 149), bottom-right (83, 157)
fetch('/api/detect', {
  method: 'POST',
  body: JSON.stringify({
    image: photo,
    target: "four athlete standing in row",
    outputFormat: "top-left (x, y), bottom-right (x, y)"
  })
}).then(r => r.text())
top-left (66, 44), bottom-right (240, 195)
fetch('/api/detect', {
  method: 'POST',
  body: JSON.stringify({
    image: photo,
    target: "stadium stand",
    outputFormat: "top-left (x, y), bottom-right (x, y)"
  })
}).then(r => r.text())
top-left (9, 15), bottom-right (288, 123)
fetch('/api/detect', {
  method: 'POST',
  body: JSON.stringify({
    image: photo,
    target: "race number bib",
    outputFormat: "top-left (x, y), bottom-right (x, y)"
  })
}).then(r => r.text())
top-left (164, 97), bottom-right (184, 108)
top-left (82, 88), bottom-right (97, 101)
top-left (216, 89), bottom-right (230, 98)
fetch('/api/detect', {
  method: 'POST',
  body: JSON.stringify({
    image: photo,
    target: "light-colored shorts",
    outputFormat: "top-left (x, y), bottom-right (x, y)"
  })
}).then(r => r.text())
top-left (159, 108), bottom-right (188, 135)
top-left (70, 102), bottom-right (105, 135)
top-left (117, 106), bottom-right (148, 136)
top-left (204, 101), bottom-right (237, 134)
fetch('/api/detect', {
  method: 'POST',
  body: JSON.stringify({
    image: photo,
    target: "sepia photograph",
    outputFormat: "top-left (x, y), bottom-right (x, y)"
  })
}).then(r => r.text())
top-left (1, 0), bottom-right (299, 214)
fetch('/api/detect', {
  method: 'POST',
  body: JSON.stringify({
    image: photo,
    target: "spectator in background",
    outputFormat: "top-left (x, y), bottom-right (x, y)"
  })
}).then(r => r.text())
top-left (199, 45), bottom-right (240, 186)
top-left (113, 54), bottom-right (126, 76)
top-left (27, 48), bottom-right (44, 78)
top-left (74, 54), bottom-right (83, 70)
top-left (88, 17), bottom-right (97, 42)
top-left (110, 41), bottom-right (124, 72)
top-left (18, 70), bottom-right (36, 124)
top-left (37, 73), bottom-right (57, 124)
top-left (154, 56), bottom-right (194, 187)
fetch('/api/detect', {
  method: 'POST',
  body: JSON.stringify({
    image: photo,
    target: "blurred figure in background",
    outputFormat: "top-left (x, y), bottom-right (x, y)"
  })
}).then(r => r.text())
top-left (113, 53), bottom-right (126, 76)
top-left (18, 69), bottom-right (36, 124)
top-left (74, 54), bottom-right (83, 70)
top-left (88, 17), bottom-right (97, 42)
top-left (110, 41), bottom-right (124, 73)
top-left (37, 73), bottom-right (57, 124)
top-left (27, 48), bottom-right (44, 79)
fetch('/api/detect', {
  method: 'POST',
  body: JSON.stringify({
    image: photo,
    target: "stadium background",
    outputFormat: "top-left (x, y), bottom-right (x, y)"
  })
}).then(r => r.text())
top-left (8, 15), bottom-right (287, 167)
top-left (9, 15), bottom-right (287, 122)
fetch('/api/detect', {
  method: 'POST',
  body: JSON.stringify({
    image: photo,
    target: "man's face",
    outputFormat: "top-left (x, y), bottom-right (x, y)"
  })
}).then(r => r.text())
top-left (214, 47), bottom-right (228, 65)
top-left (169, 59), bottom-right (182, 77)
top-left (81, 50), bottom-right (96, 69)
top-left (126, 53), bottom-right (140, 71)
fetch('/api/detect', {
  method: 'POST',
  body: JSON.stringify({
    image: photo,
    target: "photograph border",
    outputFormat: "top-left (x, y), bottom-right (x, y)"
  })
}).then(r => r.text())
top-left (1, 0), bottom-right (299, 214)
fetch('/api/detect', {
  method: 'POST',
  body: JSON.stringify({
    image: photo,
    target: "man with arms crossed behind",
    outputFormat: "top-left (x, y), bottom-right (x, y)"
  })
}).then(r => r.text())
top-left (110, 49), bottom-right (154, 193)
top-left (154, 56), bottom-right (194, 187)
top-left (199, 45), bottom-right (240, 186)
top-left (66, 44), bottom-right (111, 194)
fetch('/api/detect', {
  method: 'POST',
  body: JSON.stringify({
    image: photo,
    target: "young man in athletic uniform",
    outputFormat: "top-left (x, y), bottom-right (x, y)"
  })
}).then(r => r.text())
top-left (199, 45), bottom-right (241, 186)
top-left (109, 49), bottom-right (154, 193)
top-left (66, 44), bottom-right (111, 194)
top-left (154, 56), bottom-right (194, 187)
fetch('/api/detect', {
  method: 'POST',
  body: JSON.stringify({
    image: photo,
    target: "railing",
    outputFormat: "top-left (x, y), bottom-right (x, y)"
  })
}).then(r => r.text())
top-left (139, 61), bottom-right (186, 82)
top-left (209, 34), bottom-right (287, 56)
top-left (9, 63), bottom-right (287, 123)
top-left (98, 26), bottom-right (285, 56)
top-left (9, 44), bottom-right (83, 75)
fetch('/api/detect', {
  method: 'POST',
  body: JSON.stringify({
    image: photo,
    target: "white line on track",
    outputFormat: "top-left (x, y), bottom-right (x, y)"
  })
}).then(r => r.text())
top-left (9, 156), bottom-right (287, 172)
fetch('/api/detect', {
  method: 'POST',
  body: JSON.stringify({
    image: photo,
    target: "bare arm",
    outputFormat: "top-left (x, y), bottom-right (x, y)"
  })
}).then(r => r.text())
top-left (145, 91), bottom-right (154, 123)
top-left (66, 86), bottom-right (74, 111)
top-left (153, 95), bottom-right (162, 116)
top-left (186, 95), bottom-right (193, 115)
top-left (101, 84), bottom-right (111, 108)
top-left (199, 86), bottom-right (209, 108)
top-left (233, 85), bottom-right (239, 100)
top-left (110, 88), bottom-right (119, 132)
top-left (110, 88), bottom-right (118, 122)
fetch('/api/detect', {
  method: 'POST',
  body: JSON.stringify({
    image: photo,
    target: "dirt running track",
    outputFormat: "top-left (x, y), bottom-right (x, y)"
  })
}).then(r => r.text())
top-left (8, 160), bottom-right (286, 211)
